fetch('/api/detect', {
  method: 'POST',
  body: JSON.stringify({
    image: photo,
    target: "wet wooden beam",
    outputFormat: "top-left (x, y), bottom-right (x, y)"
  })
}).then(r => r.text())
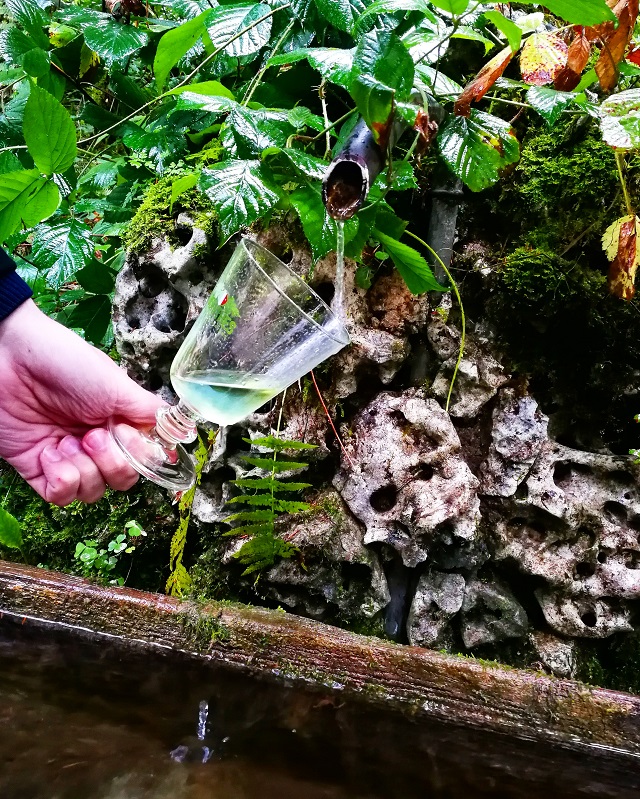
top-left (0, 560), bottom-right (639, 756)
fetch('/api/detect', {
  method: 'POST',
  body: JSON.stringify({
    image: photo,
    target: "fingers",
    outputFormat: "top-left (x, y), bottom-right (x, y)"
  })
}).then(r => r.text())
top-left (58, 436), bottom-right (107, 504)
top-left (39, 437), bottom-right (109, 506)
top-left (82, 427), bottom-right (140, 491)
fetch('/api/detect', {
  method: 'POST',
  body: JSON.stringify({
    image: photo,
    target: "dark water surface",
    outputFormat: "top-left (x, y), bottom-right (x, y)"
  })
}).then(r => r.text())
top-left (0, 615), bottom-right (638, 799)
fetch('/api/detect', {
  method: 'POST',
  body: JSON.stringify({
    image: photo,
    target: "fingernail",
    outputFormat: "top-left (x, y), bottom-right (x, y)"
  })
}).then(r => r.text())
top-left (42, 446), bottom-right (62, 463)
top-left (59, 437), bottom-right (81, 456)
top-left (84, 429), bottom-right (108, 453)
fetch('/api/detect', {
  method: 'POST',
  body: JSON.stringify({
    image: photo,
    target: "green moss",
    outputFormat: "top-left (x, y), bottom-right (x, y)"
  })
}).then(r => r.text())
top-left (180, 608), bottom-right (232, 649)
top-left (576, 634), bottom-right (640, 694)
top-left (121, 176), bottom-right (217, 253)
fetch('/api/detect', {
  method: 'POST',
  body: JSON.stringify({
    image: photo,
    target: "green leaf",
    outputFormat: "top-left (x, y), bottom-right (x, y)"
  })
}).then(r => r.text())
top-left (599, 89), bottom-right (640, 150)
top-left (482, 10), bottom-right (522, 53)
top-left (414, 64), bottom-right (462, 100)
top-left (269, 48), bottom-right (354, 88)
top-left (517, 0), bottom-right (615, 26)
top-left (170, 173), bottom-right (199, 213)
top-left (0, 169), bottom-right (59, 243)
top-left (154, 11), bottom-right (210, 90)
top-left (23, 47), bottom-right (50, 78)
top-left (374, 230), bottom-right (448, 294)
top-left (241, 456), bottom-right (307, 471)
top-left (206, 4), bottom-right (272, 58)
top-left (0, 151), bottom-right (22, 174)
top-left (168, 80), bottom-right (235, 100)
top-left (437, 110), bottom-right (520, 192)
top-left (350, 31), bottom-right (414, 145)
top-left (199, 159), bottom-right (282, 239)
top-left (0, 506), bottom-right (22, 550)
top-left (0, 26), bottom-right (37, 66)
top-left (360, 0), bottom-right (437, 22)
top-left (66, 295), bottom-right (112, 344)
top-left (76, 260), bottom-right (116, 294)
top-left (430, 0), bottom-right (469, 12)
top-left (290, 183), bottom-right (348, 261)
top-left (451, 26), bottom-right (494, 55)
top-left (84, 21), bottom-right (150, 68)
top-left (23, 84), bottom-right (77, 175)
top-left (222, 105), bottom-right (293, 158)
top-left (248, 436), bottom-right (318, 450)
top-left (233, 478), bottom-right (312, 491)
top-left (224, 509), bottom-right (277, 523)
top-left (31, 220), bottom-right (95, 288)
top-left (263, 147), bottom-right (328, 181)
top-left (5, 0), bottom-right (49, 49)
top-left (315, 0), bottom-right (370, 33)
top-left (526, 86), bottom-right (575, 126)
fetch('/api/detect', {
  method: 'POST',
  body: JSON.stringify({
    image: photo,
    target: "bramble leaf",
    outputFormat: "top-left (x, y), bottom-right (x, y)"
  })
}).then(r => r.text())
top-left (517, 0), bottom-right (615, 26)
top-left (66, 295), bottom-right (112, 344)
top-left (599, 88), bottom-right (640, 150)
top-left (31, 220), bottom-right (95, 288)
top-left (374, 230), bottom-right (448, 294)
top-left (0, 169), bottom-right (60, 243)
top-left (520, 33), bottom-right (568, 86)
top-left (84, 19), bottom-right (150, 67)
top-left (526, 86), bottom-right (575, 126)
top-left (24, 84), bottom-right (77, 175)
top-left (206, 3), bottom-right (272, 58)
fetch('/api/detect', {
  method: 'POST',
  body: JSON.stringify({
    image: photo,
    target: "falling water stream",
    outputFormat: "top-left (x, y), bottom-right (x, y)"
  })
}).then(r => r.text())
top-left (331, 221), bottom-right (346, 322)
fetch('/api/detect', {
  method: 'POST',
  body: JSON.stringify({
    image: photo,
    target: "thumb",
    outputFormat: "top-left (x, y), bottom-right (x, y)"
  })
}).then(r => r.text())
top-left (111, 366), bottom-right (166, 426)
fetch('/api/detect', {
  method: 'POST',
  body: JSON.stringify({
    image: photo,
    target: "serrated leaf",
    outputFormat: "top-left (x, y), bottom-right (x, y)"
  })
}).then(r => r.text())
top-left (5, 0), bottom-right (49, 49)
top-left (374, 230), bottom-right (448, 294)
top-left (199, 159), bottom-right (281, 239)
top-left (0, 151), bottom-right (22, 174)
top-left (0, 26), bottom-right (37, 66)
top-left (520, 33), bottom-right (568, 86)
top-left (263, 147), bottom-right (328, 182)
top-left (518, 0), bottom-right (615, 26)
top-left (206, 3), bottom-right (272, 58)
top-left (315, 0), bottom-right (370, 33)
top-left (437, 109), bottom-right (520, 192)
top-left (454, 46), bottom-right (512, 117)
top-left (350, 30), bottom-right (414, 147)
top-left (599, 88), bottom-right (640, 150)
top-left (526, 86), bottom-right (575, 126)
top-left (248, 435), bottom-right (318, 450)
top-left (233, 478), bottom-right (312, 491)
top-left (360, 0), bottom-right (437, 23)
top-left (31, 219), bottom-right (95, 288)
top-left (290, 183), bottom-right (347, 261)
top-left (240, 456), bottom-right (307, 471)
top-left (223, 509), bottom-right (277, 522)
top-left (414, 64), bottom-right (462, 100)
top-left (0, 506), bottom-right (22, 550)
top-left (222, 105), bottom-right (293, 158)
top-left (78, 159), bottom-right (123, 190)
top-left (23, 47), bottom-right (50, 78)
top-left (154, 11), bottom-right (210, 90)
top-left (76, 260), bottom-right (116, 294)
top-left (0, 169), bottom-right (59, 243)
top-left (24, 84), bottom-right (77, 175)
top-left (84, 20), bottom-right (150, 68)
top-left (287, 106), bottom-right (324, 132)
top-left (602, 214), bottom-right (640, 300)
top-left (66, 294), bottom-right (112, 344)
top-left (269, 48), bottom-right (354, 88)
top-left (482, 10), bottom-right (522, 53)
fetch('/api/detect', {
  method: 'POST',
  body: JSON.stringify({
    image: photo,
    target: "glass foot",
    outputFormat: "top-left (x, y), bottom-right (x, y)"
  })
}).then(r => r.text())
top-left (109, 419), bottom-right (196, 492)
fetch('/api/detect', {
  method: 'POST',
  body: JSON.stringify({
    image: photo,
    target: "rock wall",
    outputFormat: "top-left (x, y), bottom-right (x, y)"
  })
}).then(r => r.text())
top-left (113, 217), bottom-right (640, 678)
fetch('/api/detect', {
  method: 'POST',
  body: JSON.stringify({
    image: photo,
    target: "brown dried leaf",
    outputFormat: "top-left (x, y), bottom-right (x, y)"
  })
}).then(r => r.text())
top-left (413, 108), bottom-right (438, 152)
top-left (554, 30), bottom-right (592, 91)
top-left (603, 214), bottom-right (640, 300)
top-left (594, 0), bottom-right (639, 91)
top-left (520, 33), bottom-right (569, 86)
top-left (454, 46), bottom-right (512, 118)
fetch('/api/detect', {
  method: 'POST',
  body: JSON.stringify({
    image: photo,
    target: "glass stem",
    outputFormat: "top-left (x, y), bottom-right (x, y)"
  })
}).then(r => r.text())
top-left (154, 401), bottom-right (199, 449)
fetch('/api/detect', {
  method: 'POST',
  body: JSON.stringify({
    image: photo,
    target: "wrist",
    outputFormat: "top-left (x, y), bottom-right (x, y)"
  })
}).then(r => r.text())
top-left (0, 299), bottom-right (40, 351)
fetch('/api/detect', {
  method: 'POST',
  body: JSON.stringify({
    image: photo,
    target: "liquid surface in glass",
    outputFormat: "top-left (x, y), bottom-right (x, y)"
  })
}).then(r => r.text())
top-left (172, 370), bottom-right (283, 426)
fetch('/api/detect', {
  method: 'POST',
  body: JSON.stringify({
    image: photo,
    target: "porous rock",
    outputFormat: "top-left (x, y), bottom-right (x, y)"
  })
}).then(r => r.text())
top-left (334, 389), bottom-right (481, 568)
top-left (528, 631), bottom-right (577, 678)
top-left (460, 576), bottom-right (529, 649)
top-left (407, 570), bottom-right (466, 647)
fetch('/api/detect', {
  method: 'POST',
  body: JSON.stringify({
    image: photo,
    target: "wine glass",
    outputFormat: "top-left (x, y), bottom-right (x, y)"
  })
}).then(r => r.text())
top-left (109, 237), bottom-right (350, 491)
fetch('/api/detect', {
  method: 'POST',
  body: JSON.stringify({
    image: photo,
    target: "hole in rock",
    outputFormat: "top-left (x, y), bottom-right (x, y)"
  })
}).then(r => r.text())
top-left (597, 551), bottom-right (608, 564)
top-left (280, 250), bottom-right (293, 264)
top-left (146, 372), bottom-right (163, 392)
top-left (624, 492), bottom-right (633, 501)
top-left (340, 562), bottom-right (371, 592)
top-left (514, 482), bottom-right (529, 500)
top-left (413, 463), bottom-right (434, 481)
top-left (527, 521), bottom-right (547, 542)
top-left (603, 501), bottom-right (628, 524)
top-left (552, 462), bottom-right (572, 488)
top-left (389, 409), bottom-right (408, 425)
top-left (624, 550), bottom-right (640, 570)
top-left (574, 561), bottom-right (595, 579)
top-left (370, 485), bottom-right (398, 512)
top-left (128, 316), bottom-right (140, 330)
top-left (119, 342), bottom-right (135, 357)
top-left (174, 226), bottom-right (193, 247)
top-left (314, 282), bottom-right (335, 306)
top-left (581, 612), bottom-right (597, 628)
top-left (611, 470), bottom-right (634, 485)
top-left (138, 268), bottom-right (167, 299)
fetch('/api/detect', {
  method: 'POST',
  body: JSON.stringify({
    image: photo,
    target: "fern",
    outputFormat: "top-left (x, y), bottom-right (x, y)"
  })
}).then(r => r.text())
top-left (223, 436), bottom-right (316, 576)
top-left (166, 430), bottom-right (217, 597)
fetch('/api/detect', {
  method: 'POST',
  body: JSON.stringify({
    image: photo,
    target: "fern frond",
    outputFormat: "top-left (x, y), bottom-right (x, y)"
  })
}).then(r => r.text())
top-left (223, 509), bottom-right (277, 523)
top-left (232, 478), bottom-right (312, 492)
top-left (223, 522), bottom-right (274, 537)
top-left (165, 561), bottom-right (192, 597)
top-left (233, 533), bottom-right (298, 575)
top-left (246, 436), bottom-right (318, 452)
top-left (226, 495), bottom-right (310, 513)
top-left (241, 456), bottom-right (307, 472)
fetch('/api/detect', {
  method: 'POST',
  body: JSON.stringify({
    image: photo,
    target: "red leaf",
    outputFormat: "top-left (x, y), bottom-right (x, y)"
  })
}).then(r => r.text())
top-left (520, 33), bottom-right (568, 86)
top-left (454, 47), bottom-right (512, 117)
top-left (628, 45), bottom-right (640, 64)
top-left (593, 0), bottom-right (639, 91)
top-left (554, 29), bottom-right (592, 90)
top-left (608, 217), bottom-right (639, 300)
top-left (413, 108), bottom-right (438, 151)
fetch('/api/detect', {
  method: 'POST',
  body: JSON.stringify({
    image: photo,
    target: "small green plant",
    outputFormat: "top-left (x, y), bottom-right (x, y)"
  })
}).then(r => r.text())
top-left (74, 521), bottom-right (146, 585)
top-left (223, 435), bottom-right (316, 575)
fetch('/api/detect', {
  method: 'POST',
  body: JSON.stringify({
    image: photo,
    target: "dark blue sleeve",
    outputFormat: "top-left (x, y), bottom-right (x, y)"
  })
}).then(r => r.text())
top-left (0, 247), bottom-right (33, 321)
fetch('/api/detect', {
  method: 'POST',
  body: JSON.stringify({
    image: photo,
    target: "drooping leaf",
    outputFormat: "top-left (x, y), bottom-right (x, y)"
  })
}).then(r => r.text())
top-left (206, 3), bottom-right (272, 58)
top-left (0, 169), bottom-right (60, 243)
top-left (22, 47), bottom-right (50, 78)
top-left (599, 88), bottom-right (640, 149)
top-left (554, 29), bottom-right (592, 91)
top-left (360, 0), bottom-right (437, 23)
top-left (602, 214), bottom-right (640, 300)
top-left (5, 0), bottom-right (49, 49)
top-left (437, 110), bottom-right (520, 192)
top-left (482, 10), bottom-right (522, 53)
top-left (526, 86), bottom-right (575, 126)
top-left (221, 105), bottom-right (293, 158)
top-left (168, 80), bottom-right (235, 100)
top-left (84, 19), bottom-right (150, 67)
top-left (269, 47), bottom-right (354, 88)
top-left (290, 183), bottom-right (347, 261)
top-left (23, 83), bottom-right (77, 175)
top-left (350, 30), bottom-right (414, 147)
top-left (454, 46), bottom-right (512, 117)
top-left (430, 0), bottom-right (468, 12)
top-left (520, 33), bottom-right (568, 86)
top-left (517, 0), bottom-right (615, 26)
top-left (66, 294), bottom-right (112, 344)
top-left (199, 159), bottom-right (282, 239)
top-left (31, 220), bottom-right (95, 288)
top-left (451, 26), bottom-right (495, 55)
top-left (374, 230), bottom-right (447, 294)
top-left (0, 507), bottom-right (22, 551)
top-left (414, 64), bottom-right (462, 100)
top-left (315, 0), bottom-right (370, 33)
top-left (76, 260), bottom-right (116, 294)
top-left (594, 0), bottom-right (638, 92)
top-left (170, 173), bottom-right (199, 213)
top-left (154, 11), bottom-right (210, 90)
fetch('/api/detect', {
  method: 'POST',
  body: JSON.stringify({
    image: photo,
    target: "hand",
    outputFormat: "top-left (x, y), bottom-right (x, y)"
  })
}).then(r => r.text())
top-left (0, 300), bottom-right (165, 506)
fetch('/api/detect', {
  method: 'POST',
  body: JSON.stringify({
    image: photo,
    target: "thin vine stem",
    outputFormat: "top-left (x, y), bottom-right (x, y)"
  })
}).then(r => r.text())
top-left (242, 18), bottom-right (295, 106)
top-left (77, 4), bottom-right (290, 146)
top-left (311, 370), bottom-right (355, 468)
top-left (404, 229), bottom-right (466, 414)
top-left (615, 150), bottom-right (634, 216)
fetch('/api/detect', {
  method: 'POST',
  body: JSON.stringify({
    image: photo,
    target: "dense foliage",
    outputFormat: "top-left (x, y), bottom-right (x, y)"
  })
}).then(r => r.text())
top-left (1, 0), bottom-right (639, 350)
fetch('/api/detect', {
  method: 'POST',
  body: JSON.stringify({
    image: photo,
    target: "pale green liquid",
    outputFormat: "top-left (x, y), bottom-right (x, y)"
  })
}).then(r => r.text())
top-left (172, 370), bottom-right (281, 426)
